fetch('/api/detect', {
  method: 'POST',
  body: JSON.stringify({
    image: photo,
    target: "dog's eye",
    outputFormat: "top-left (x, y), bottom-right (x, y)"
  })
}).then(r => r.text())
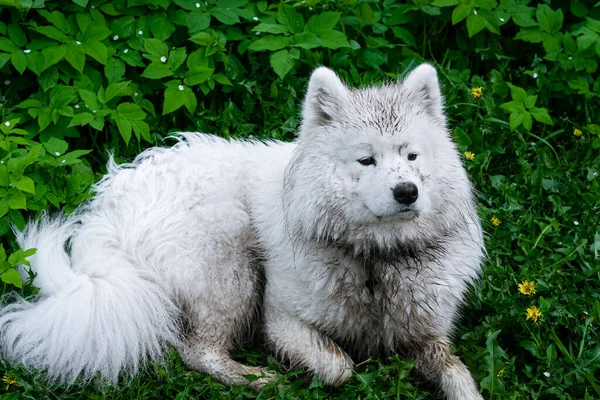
top-left (407, 153), bottom-right (418, 161)
top-left (358, 157), bottom-right (376, 166)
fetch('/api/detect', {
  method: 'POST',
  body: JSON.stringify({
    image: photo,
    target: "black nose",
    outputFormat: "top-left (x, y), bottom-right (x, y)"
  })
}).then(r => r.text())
top-left (393, 183), bottom-right (418, 205)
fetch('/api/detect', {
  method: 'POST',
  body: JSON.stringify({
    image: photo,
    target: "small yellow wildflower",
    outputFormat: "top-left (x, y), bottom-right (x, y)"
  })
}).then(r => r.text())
top-left (490, 215), bottom-right (501, 227)
top-left (518, 280), bottom-right (536, 296)
top-left (497, 368), bottom-right (505, 377)
top-left (2, 376), bottom-right (18, 390)
top-left (464, 151), bottom-right (475, 161)
top-left (573, 128), bottom-right (582, 137)
top-left (525, 306), bottom-right (542, 323)
top-left (471, 87), bottom-right (483, 100)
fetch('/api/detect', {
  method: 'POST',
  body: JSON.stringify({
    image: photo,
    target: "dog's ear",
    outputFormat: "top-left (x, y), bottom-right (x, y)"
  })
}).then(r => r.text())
top-left (401, 64), bottom-right (444, 121)
top-left (302, 67), bottom-right (349, 129)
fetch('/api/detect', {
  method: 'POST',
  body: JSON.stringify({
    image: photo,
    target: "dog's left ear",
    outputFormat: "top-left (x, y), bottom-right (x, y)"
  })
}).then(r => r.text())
top-left (302, 67), bottom-right (349, 131)
top-left (401, 64), bottom-right (444, 121)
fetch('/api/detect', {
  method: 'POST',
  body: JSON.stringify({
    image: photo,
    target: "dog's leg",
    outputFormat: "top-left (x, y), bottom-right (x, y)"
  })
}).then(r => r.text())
top-left (266, 310), bottom-right (354, 386)
top-left (409, 337), bottom-right (482, 400)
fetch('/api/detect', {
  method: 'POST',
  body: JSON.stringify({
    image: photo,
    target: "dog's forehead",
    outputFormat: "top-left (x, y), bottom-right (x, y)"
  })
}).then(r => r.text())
top-left (345, 85), bottom-right (417, 136)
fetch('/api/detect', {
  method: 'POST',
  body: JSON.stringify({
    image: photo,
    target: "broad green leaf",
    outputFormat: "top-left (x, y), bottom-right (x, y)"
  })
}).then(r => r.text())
top-left (114, 115), bottom-right (132, 144)
top-left (105, 82), bottom-right (129, 103)
top-left (432, 0), bottom-right (459, 5)
top-left (16, 176), bottom-right (35, 194)
top-left (182, 87), bottom-right (197, 113)
top-left (500, 100), bottom-right (525, 113)
top-left (105, 57), bottom-right (126, 83)
top-left (524, 95), bottom-right (537, 109)
top-left (16, 99), bottom-right (43, 109)
top-left (452, 4), bottom-right (472, 25)
top-left (41, 45), bottom-right (66, 69)
top-left (11, 50), bottom-right (27, 74)
top-left (117, 102), bottom-right (146, 120)
top-left (7, 23), bottom-right (27, 47)
top-left (506, 83), bottom-right (528, 102)
top-left (163, 84), bottom-right (186, 115)
top-left (111, 16), bottom-right (137, 38)
top-left (184, 66), bottom-right (214, 86)
top-left (530, 107), bottom-right (553, 125)
top-left (509, 112), bottom-right (524, 130)
top-left (78, 89), bottom-right (100, 110)
top-left (305, 12), bottom-right (341, 35)
top-left (57, 149), bottom-right (92, 165)
top-left (537, 4), bottom-right (563, 34)
top-left (515, 28), bottom-right (546, 43)
top-left (73, 0), bottom-right (89, 8)
top-left (35, 25), bottom-right (69, 42)
top-left (186, 11), bottom-right (211, 34)
top-left (0, 38), bottom-right (18, 52)
top-left (65, 40), bottom-right (85, 72)
top-left (131, 120), bottom-right (152, 142)
top-left (270, 49), bottom-right (297, 79)
top-left (83, 40), bottom-right (107, 65)
top-left (43, 137), bottom-right (68, 155)
top-left (144, 38), bottom-right (168, 57)
top-left (68, 112), bottom-right (94, 127)
top-left (318, 30), bottom-right (351, 49)
top-left (392, 26), bottom-right (416, 47)
top-left (9, 210), bottom-right (25, 231)
top-left (291, 32), bottom-right (321, 49)
top-left (0, 268), bottom-right (22, 288)
top-left (8, 190), bottom-right (27, 210)
top-left (466, 15), bottom-right (488, 37)
top-left (277, 4), bottom-right (304, 34)
top-left (25, 51), bottom-right (44, 75)
top-left (141, 62), bottom-right (173, 79)
top-left (168, 48), bottom-right (187, 71)
top-left (356, 3), bottom-right (377, 26)
top-left (150, 18), bottom-right (175, 41)
top-left (248, 36), bottom-right (290, 51)
top-left (38, 9), bottom-right (70, 33)
top-left (212, 73), bottom-right (232, 85)
top-left (522, 111), bottom-right (532, 131)
top-left (210, 8), bottom-right (240, 25)
top-left (252, 23), bottom-right (288, 34)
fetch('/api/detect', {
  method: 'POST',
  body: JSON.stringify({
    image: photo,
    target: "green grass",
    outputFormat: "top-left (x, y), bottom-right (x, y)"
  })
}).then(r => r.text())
top-left (1, 0), bottom-right (600, 398)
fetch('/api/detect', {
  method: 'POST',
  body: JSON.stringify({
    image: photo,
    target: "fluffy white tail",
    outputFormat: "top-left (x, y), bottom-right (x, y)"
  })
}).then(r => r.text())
top-left (0, 214), bottom-right (180, 383)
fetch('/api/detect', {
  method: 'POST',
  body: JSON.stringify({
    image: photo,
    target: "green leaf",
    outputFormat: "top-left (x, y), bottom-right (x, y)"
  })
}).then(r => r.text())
top-left (305, 12), bottom-right (341, 35)
top-left (0, 38), bottom-right (18, 53)
top-left (452, 4), bottom-right (472, 25)
top-left (83, 40), bottom-right (107, 65)
top-left (78, 89), bottom-right (100, 110)
top-left (248, 36), bottom-right (290, 51)
top-left (182, 87), bottom-right (197, 113)
top-left (141, 62), bottom-right (173, 79)
top-left (25, 50), bottom-right (44, 75)
top-left (466, 15), bottom-right (488, 37)
top-left (568, 76), bottom-right (589, 94)
top-left (252, 23), bottom-right (288, 34)
top-left (35, 25), bottom-right (69, 42)
top-left (432, 0), bottom-right (459, 6)
top-left (291, 32), bottom-right (321, 49)
top-left (41, 45), bottom-right (66, 69)
top-left (73, 0), bottom-right (89, 7)
top-left (515, 28), bottom-right (546, 43)
top-left (16, 176), bottom-right (35, 194)
top-left (277, 4), bottom-right (304, 34)
top-left (105, 82), bottom-right (129, 103)
top-left (131, 120), bottom-right (152, 142)
top-left (391, 26), bottom-right (416, 47)
top-left (537, 4), bottom-right (563, 34)
top-left (210, 8), bottom-right (240, 25)
top-left (114, 115), bottom-right (132, 144)
top-left (184, 66), bottom-right (214, 86)
top-left (0, 53), bottom-right (11, 69)
top-left (506, 83), bottom-right (528, 102)
top-left (68, 112), bottom-right (94, 127)
top-left (144, 38), bottom-right (168, 57)
top-left (37, 107), bottom-right (52, 131)
top-left (500, 100), bottom-right (525, 113)
top-left (522, 111), bottom-right (532, 131)
top-left (356, 3), bottom-right (377, 26)
top-left (480, 330), bottom-right (506, 397)
top-left (38, 10), bottom-right (70, 33)
top-left (111, 16), bottom-right (137, 38)
top-left (8, 23), bottom-right (27, 47)
top-left (530, 107), bottom-right (553, 125)
top-left (318, 30), bottom-right (351, 49)
top-left (150, 18), bottom-right (175, 41)
top-left (509, 112), bottom-right (524, 130)
top-left (186, 11), bottom-right (211, 34)
top-left (270, 49), bottom-right (297, 79)
top-left (105, 57), bottom-right (126, 83)
top-left (117, 102), bottom-right (146, 120)
top-left (9, 210), bottom-right (25, 231)
top-left (65, 40), bottom-right (85, 72)
top-left (43, 137), bottom-right (68, 155)
top-left (0, 268), bottom-right (22, 288)
top-left (168, 48), bottom-right (187, 71)
top-left (163, 84), bottom-right (186, 115)
top-left (11, 50), bottom-right (27, 74)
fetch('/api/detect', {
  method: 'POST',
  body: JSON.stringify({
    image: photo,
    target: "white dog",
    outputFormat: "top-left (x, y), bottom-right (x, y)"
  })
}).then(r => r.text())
top-left (0, 64), bottom-right (484, 400)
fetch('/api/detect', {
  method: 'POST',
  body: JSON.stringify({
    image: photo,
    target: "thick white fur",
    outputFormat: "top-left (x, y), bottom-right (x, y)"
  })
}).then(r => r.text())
top-left (0, 65), bottom-right (484, 399)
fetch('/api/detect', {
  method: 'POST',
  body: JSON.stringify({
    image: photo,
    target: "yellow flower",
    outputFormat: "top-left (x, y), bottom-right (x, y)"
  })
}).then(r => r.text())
top-left (518, 280), bottom-right (536, 296)
top-left (471, 87), bottom-right (483, 99)
top-left (497, 368), bottom-right (505, 377)
top-left (573, 128), bottom-right (582, 137)
top-left (2, 376), bottom-right (18, 390)
top-left (464, 151), bottom-right (475, 161)
top-left (525, 306), bottom-right (542, 323)
top-left (490, 215), bottom-right (501, 227)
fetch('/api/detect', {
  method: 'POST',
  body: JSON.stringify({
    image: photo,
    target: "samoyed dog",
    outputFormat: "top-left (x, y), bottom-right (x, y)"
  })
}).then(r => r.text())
top-left (0, 64), bottom-right (484, 399)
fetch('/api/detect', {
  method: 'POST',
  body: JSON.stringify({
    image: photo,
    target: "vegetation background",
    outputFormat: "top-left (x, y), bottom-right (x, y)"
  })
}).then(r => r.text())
top-left (0, 0), bottom-right (599, 398)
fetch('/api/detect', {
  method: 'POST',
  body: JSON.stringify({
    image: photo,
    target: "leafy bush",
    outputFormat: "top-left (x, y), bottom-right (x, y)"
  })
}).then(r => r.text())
top-left (0, 0), bottom-right (599, 398)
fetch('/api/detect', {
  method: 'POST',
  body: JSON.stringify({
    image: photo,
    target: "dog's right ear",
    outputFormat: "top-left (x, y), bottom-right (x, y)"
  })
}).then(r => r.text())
top-left (302, 67), bottom-right (348, 130)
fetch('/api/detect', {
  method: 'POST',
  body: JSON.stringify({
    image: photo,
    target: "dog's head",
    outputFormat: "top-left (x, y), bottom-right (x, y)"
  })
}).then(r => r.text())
top-left (285, 64), bottom-right (475, 252)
